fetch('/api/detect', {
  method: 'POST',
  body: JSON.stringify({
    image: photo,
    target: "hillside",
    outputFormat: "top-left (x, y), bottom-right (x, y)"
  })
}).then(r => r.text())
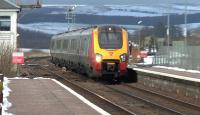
top-left (18, 27), bottom-right (52, 49)
top-left (18, 7), bottom-right (200, 26)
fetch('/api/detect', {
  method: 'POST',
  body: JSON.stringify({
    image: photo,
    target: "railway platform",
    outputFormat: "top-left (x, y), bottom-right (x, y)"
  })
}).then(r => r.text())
top-left (5, 78), bottom-right (109, 115)
top-left (131, 65), bottom-right (200, 84)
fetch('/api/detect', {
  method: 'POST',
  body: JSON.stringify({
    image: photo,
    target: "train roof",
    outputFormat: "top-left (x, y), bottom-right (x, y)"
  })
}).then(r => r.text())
top-left (55, 26), bottom-right (97, 36)
top-left (55, 25), bottom-right (127, 36)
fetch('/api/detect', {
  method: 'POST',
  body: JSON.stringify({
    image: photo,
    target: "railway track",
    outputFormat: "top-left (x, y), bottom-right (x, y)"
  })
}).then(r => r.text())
top-left (23, 57), bottom-right (200, 115)
top-left (25, 63), bottom-right (179, 114)
top-left (105, 83), bottom-right (200, 115)
top-left (125, 84), bottom-right (200, 111)
top-left (26, 64), bottom-right (135, 115)
top-left (105, 85), bottom-right (183, 115)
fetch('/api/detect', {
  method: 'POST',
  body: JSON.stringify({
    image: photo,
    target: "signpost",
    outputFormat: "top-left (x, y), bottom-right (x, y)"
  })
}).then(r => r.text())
top-left (140, 50), bottom-right (148, 65)
top-left (12, 51), bottom-right (24, 64)
top-left (12, 51), bottom-right (24, 76)
top-left (140, 50), bottom-right (148, 58)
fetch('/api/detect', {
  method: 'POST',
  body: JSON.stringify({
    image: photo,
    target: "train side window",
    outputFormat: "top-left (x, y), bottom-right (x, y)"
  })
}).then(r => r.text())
top-left (70, 39), bottom-right (76, 51)
top-left (76, 39), bottom-right (79, 50)
top-left (63, 40), bottom-right (69, 50)
top-left (57, 40), bottom-right (61, 50)
top-left (79, 38), bottom-right (83, 55)
top-left (87, 35), bottom-right (90, 50)
top-left (74, 39), bottom-right (78, 50)
top-left (80, 39), bottom-right (82, 51)
top-left (69, 40), bottom-right (72, 51)
top-left (53, 40), bottom-right (56, 49)
top-left (60, 40), bottom-right (63, 50)
top-left (84, 38), bottom-right (89, 56)
top-left (63, 40), bottom-right (66, 49)
top-left (56, 41), bottom-right (58, 49)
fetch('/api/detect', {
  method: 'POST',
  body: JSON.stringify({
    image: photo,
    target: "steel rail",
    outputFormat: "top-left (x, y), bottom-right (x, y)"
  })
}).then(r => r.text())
top-left (105, 85), bottom-right (184, 115)
top-left (124, 84), bottom-right (200, 111)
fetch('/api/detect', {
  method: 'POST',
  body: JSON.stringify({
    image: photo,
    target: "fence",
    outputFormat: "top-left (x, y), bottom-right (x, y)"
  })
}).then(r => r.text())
top-left (153, 41), bottom-right (200, 71)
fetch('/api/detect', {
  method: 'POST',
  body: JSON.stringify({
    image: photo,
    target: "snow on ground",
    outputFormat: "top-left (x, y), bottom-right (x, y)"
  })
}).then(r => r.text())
top-left (18, 3), bottom-right (200, 34)
top-left (18, 23), bottom-right (68, 34)
top-left (12, 0), bottom-right (200, 6)
top-left (18, 23), bottom-right (89, 34)
top-left (136, 56), bottom-right (155, 66)
top-left (18, 22), bottom-right (142, 35)
top-left (46, 4), bottom-right (200, 17)
top-left (2, 77), bottom-right (13, 115)
top-left (18, 22), bottom-right (200, 36)
top-left (20, 48), bottom-right (50, 54)
top-left (134, 56), bottom-right (200, 73)
top-left (1, 77), bottom-right (58, 114)
top-left (179, 23), bottom-right (200, 30)
top-left (153, 66), bottom-right (200, 73)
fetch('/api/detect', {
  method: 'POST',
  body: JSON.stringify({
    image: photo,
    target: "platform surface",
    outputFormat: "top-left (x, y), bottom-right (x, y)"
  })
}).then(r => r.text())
top-left (133, 66), bottom-right (200, 82)
top-left (6, 78), bottom-right (105, 115)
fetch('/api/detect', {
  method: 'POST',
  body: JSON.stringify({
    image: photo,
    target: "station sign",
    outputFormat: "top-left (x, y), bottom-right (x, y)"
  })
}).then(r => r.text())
top-left (140, 50), bottom-right (148, 58)
top-left (12, 52), bottom-right (24, 64)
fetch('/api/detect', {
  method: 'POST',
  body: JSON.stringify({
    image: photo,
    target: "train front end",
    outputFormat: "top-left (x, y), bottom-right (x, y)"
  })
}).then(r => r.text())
top-left (90, 26), bottom-right (129, 78)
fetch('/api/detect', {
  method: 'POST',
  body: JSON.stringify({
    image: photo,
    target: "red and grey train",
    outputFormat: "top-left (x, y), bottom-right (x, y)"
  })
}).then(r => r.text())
top-left (50, 25), bottom-right (129, 80)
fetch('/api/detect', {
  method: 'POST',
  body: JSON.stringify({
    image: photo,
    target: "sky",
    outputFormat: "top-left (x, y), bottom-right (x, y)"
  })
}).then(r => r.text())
top-left (10, 0), bottom-right (200, 6)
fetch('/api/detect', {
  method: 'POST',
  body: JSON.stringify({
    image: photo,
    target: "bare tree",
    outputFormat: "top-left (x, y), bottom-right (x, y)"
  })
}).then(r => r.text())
top-left (0, 43), bottom-right (13, 75)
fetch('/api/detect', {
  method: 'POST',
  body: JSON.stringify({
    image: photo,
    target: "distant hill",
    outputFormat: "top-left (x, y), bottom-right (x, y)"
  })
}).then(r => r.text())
top-left (17, 6), bottom-right (200, 49)
top-left (18, 27), bottom-right (52, 49)
top-left (18, 7), bottom-right (200, 26)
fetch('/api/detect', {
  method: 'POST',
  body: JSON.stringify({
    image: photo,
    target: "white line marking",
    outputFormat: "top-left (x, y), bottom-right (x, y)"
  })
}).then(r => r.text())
top-left (134, 68), bottom-right (200, 83)
top-left (52, 79), bottom-right (111, 115)
top-left (8, 77), bottom-right (51, 80)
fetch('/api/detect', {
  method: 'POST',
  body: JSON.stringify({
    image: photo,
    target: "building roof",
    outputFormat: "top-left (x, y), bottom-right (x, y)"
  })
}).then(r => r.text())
top-left (0, 0), bottom-right (19, 10)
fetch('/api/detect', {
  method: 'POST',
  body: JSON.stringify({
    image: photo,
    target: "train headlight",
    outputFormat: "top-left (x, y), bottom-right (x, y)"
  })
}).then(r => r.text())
top-left (96, 53), bottom-right (102, 63)
top-left (120, 54), bottom-right (127, 62)
top-left (137, 55), bottom-right (141, 59)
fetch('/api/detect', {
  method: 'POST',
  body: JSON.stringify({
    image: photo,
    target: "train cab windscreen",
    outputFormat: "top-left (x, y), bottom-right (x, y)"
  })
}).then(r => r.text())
top-left (98, 32), bottom-right (122, 49)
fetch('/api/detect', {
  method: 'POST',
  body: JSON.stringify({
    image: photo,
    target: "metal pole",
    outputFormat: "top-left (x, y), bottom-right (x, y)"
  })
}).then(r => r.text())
top-left (17, 64), bottom-right (20, 77)
top-left (137, 21), bottom-right (142, 49)
top-left (67, 9), bottom-right (70, 31)
top-left (66, 5), bottom-right (76, 31)
top-left (167, 14), bottom-right (170, 49)
top-left (167, 7), bottom-right (170, 65)
top-left (184, 0), bottom-right (188, 45)
top-left (184, 0), bottom-right (188, 69)
top-left (139, 30), bottom-right (141, 48)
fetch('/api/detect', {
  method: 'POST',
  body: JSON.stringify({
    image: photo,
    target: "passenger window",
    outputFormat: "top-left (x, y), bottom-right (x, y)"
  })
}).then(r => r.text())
top-left (63, 40), bottom-right (69, 50)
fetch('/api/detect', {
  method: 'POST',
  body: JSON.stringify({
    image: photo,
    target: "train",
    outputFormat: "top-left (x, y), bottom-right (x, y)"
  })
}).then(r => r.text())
top-left (50, 25), bottom-right (129, 80)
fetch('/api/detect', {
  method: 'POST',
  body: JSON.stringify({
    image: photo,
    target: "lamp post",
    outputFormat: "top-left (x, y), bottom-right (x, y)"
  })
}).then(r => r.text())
top-left (167, 14), bottom-right (170, 48)
top-left (138, 20), bottom-right (143, 48)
